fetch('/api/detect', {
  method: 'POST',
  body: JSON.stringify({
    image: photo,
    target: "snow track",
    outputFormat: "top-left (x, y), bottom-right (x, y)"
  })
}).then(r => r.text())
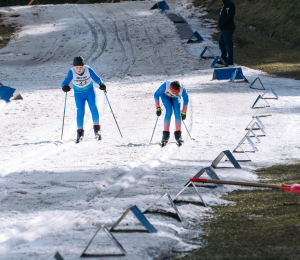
top-left (0, 2), bottom-right (299, 259)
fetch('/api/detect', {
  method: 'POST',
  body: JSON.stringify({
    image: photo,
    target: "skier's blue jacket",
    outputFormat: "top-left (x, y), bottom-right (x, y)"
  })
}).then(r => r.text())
top-left (61, 65), bottom-right (102, 93)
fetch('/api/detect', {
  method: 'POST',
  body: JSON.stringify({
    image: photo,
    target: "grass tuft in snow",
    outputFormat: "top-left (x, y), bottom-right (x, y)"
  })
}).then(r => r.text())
top-left (0, 25), bottom-right (14, 49)
top-left (180, 163), bottom-right (300, 260)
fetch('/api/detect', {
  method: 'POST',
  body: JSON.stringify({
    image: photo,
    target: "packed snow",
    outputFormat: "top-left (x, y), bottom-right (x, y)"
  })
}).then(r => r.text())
top-left (0, 1), bottom-right (299, 259)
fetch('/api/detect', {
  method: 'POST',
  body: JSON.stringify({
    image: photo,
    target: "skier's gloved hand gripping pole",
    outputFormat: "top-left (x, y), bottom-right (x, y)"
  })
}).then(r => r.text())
top-left (100, 83), bottom-right (123, 138)
top-left (61, 85), bottom-right (71, 140)
top-left (150, 107), bottom-right (162, 143)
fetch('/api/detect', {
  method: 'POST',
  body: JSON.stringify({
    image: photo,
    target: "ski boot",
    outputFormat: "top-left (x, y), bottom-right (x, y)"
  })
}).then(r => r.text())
top-left (161, 131), bottom-right (170, 147)
top-left (94, 125), bottom-right (101, 140)
top-left (76, 129), bottom-right (84, 143)
top-left (174, 130), bottom-right (184, 146)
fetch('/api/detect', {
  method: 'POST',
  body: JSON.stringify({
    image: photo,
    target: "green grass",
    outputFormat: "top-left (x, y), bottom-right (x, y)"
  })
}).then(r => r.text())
top-left (203, 14), bottom-right (300, 80)
top-left (0, 26), bottom-right (15, 49)
top-left (194, 0), bottom-right (300, 47)
top-left (179, 163), bottom-right (300, 260)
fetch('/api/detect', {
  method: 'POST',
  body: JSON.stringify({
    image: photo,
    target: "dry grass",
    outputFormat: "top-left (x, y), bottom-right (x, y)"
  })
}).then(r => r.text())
top-left (0, 25), bottom-right (15, 49)
top-left (180, 163), bottom-right (300, 260)
top-left (204, 14), bottom-right (300, 80)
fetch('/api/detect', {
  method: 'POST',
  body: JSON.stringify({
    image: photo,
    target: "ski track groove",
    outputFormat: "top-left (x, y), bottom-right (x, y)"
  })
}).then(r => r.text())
top-left (112, 20), bottom-right (129, 78)
top-left (119, 5), bottom-right (169, 76)
top-left (108, 5), bottom-right (136, 76)
top-left (85, 8), bottom-right (108, 62)
top-left (75, 7), bottom-right (99, 63)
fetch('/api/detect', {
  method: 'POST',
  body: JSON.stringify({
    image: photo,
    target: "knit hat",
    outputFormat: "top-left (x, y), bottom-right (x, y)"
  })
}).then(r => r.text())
top-left (73, 56), bottom-right (84, 66)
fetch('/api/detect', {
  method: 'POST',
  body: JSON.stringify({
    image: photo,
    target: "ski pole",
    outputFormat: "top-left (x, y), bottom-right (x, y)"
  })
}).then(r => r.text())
top-left (182, 120), bottom-right (195, 140)
top-left (104, 90), bottom-right (123, 138)
top-left (61, 92), bottom-right (67, 140)
top-left (150, 116), bottom-right (159, 143)
top-left (190, 178), bottom-right (300, 195)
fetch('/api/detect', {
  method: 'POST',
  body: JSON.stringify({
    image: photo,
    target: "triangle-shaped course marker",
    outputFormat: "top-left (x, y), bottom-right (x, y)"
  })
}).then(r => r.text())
top-left (187, 31), bottom-right (204, 43)
top-left (110, 205), bottom-right (157, 233)
top-left (199, 46), bottom-right (215, 59)
top-left (211, 56), bottom-right (227, 68)
top-left (81, 225), bottom-right (126, 257)
top-left (245, 116), bottom-right (266, 135)
top-left (53, 252), bottom-right (65, 260)
top-left (262, 87), bottom-right (279, 100)
top-left (173, 181), bottom-right (207, 207)
top-left (252, 105), bottom-right (272, 117)
top-left (251, 94), bottom-right (270, 108)
top-left (211, 150), bottom-right (241, 169)
top-left (0, 85), bottom-right (23, 103)
top-left (249, 77), bottom-right (265, 90)
top-left (184, 166), bottom-right (222, 188)
top-left (229, 68), bottom-right (249, 83)
top-left (233, 135), bottom-right (259, 154)
top-left (143, 192), bottom-right (182, 222)
top-left (150, 1), bottom-right (169, 12)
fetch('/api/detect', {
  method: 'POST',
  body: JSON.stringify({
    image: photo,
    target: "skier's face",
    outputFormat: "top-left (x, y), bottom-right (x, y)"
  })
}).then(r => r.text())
top-left (74, 66), bottom-right (84, 74)
top-left (170, 86), bottom-right (180, 96)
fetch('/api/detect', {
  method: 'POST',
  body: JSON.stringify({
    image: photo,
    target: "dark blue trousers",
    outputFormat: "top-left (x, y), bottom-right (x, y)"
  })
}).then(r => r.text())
top-left (219, 29), bottom-right (234, 64)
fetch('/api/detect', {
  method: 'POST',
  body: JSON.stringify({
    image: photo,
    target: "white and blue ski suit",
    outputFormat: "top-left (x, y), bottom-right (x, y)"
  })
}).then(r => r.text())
top-left (62, 65), bottom-right (102, 129)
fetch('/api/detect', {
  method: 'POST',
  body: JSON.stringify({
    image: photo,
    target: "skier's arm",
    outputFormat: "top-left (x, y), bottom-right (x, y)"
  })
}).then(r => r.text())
top-left (61, 70), bottom-right (73, 88)
top-left (154, 82), bottom-right (166, 108)
top-left (88, 67), bottom-right (102, 85)
top-left (181, 87), bottom-right (189, 113)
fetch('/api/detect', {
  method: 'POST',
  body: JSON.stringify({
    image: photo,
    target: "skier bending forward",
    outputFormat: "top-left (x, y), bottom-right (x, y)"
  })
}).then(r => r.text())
top-left (154, 80), bottom-right (189, 146)
top-left (61, 56), bottom-right (107, 143)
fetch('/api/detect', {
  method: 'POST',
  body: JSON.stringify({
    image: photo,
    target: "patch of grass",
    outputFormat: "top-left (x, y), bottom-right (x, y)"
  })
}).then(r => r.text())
top-left (0, 25), bottom-right (15, 49)
top-left (193, 0), bottom-right (300, 47)
top-left (179, 163), bottom-right (300, 260)
top-left (203, 14), bottom-right (300, 80)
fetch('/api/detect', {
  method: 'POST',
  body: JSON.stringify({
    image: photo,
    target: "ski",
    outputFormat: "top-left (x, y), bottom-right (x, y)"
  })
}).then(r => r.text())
top-left (95, 133), bottom-right (102, 141)
top-left (161, 141), bottom-right (168, 147)
top-left (176, 141), bottom-right (183, 147)
top-left (76, 137), bottom-right (83, 144)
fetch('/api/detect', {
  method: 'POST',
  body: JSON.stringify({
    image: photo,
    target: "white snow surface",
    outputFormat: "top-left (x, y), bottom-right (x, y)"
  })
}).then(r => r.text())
top-left (0, 1), bottom-right (299, 259)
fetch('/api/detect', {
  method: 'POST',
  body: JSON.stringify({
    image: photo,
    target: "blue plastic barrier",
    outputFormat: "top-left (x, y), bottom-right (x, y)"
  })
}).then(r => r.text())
top-left (212, 67), bottom-right (244, 80)
top-left (150, 1), bottom-right (169, 12)
top-left (187, 31), bottom-right (204, 43)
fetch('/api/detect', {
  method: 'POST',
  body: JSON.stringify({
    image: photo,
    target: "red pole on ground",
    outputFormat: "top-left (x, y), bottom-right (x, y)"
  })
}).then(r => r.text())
top-left (28, 0), bottom-right (34, 5)
top-left (190, 178), bottom-right (300, 195)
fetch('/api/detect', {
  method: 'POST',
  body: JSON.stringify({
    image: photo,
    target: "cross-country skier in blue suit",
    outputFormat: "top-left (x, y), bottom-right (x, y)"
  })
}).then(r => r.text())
top-left (61, 56), bottom-right (107, 143)
top-left (154, 80), bottom-right (189, 146)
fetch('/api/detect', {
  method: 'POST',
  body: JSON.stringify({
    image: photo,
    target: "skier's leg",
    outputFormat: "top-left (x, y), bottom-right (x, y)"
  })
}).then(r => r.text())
top-left (86, 88), bottom-right (100, 126)
top-left (86, 88), bottom-right (101, 139)
top-left (74, 92), bottom-right (86, 142)
top-left (74, 91), bottom-right (86, 129)
top-left (161, 94), bottom-right (173, 132)
top-left (173, 97), bottom-right (183, 144)
top-left (172, 97), bottom-right (181, 131)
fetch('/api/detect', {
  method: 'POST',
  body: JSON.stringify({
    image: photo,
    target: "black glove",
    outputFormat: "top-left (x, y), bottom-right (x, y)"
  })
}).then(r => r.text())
top-left (181, 111), bottom-right (186, 120)
top-left (62, 85), bottom-right (71, 92)
top-left (156, 107), bottom-right (162, 117)
top-left (99, 82), bottom-right (106, 91)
